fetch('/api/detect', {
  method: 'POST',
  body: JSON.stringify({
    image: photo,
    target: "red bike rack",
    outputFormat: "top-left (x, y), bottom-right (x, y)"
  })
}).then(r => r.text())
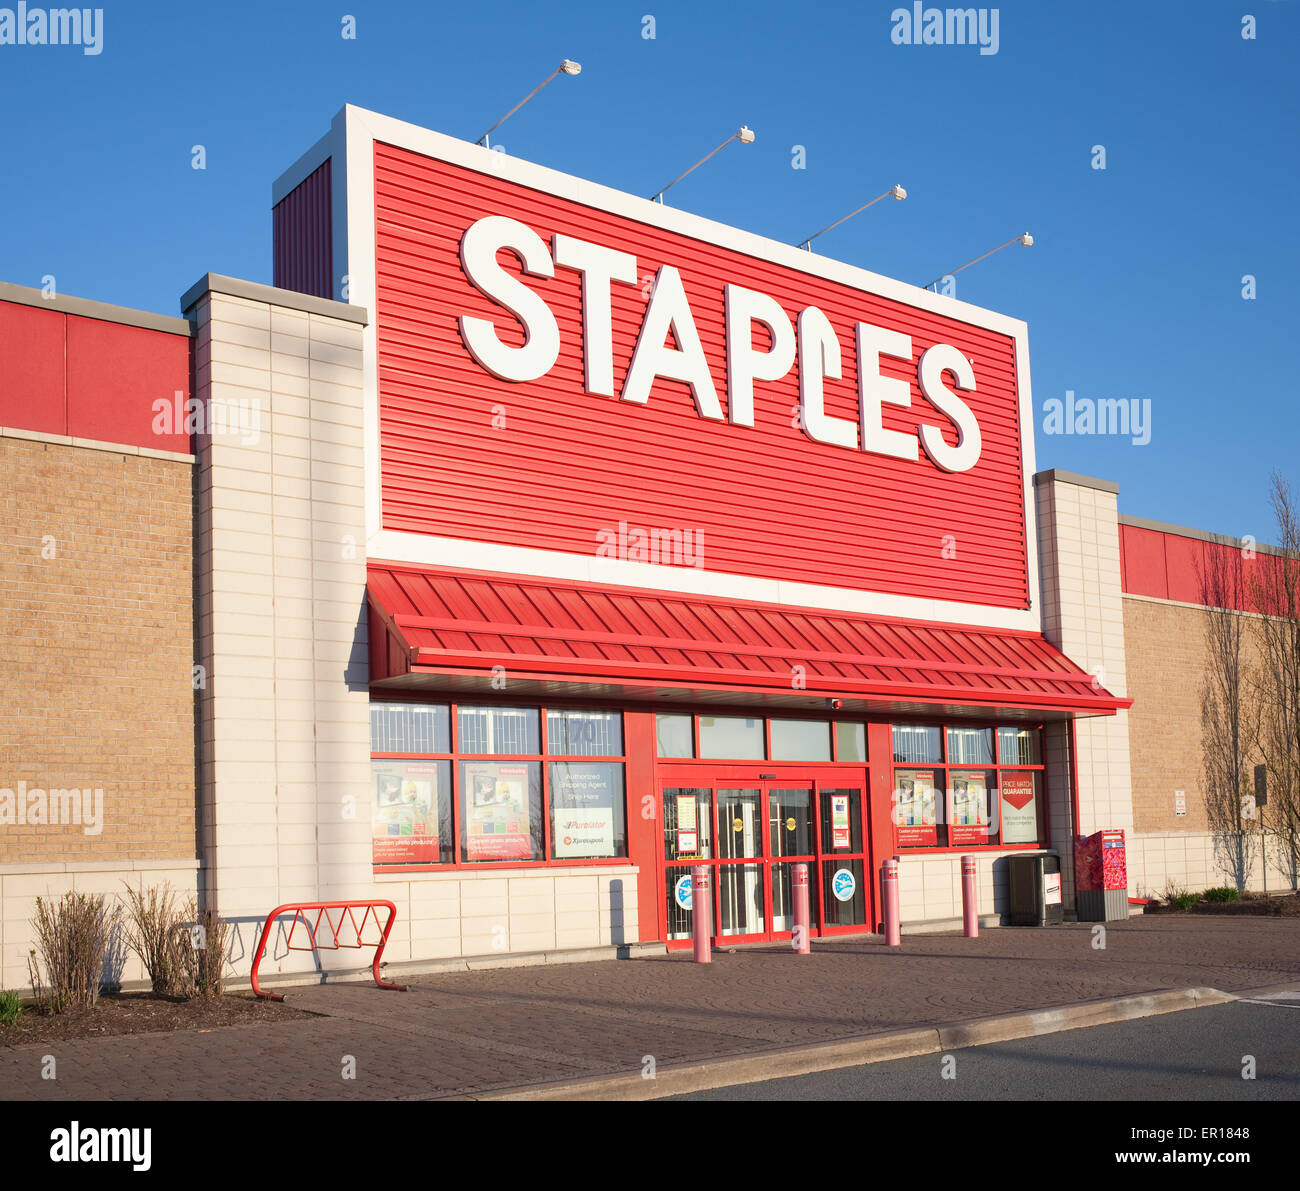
top-left (249, 900), bottom-right (408, 1001)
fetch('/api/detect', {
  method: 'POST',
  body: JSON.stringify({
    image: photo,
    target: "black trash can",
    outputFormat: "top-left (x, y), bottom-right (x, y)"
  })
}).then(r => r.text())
top-left (1007, 852), bottom-right (1064, 925)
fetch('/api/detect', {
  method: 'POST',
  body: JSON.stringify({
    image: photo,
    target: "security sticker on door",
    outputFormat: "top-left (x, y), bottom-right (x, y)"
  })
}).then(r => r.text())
top-left (831, 867), bottom-right (856, 902)
top-left (1044, 873), bottom-right (1062, 905)
top-left (674, 873), bottom-right (693, 911)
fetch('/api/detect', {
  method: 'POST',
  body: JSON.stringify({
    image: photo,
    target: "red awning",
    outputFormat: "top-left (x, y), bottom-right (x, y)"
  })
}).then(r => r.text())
top-left (366, 562), bottom-right (1130, 720)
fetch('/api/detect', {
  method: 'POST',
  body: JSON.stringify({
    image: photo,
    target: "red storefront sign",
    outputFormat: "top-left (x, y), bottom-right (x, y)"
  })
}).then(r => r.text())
top-left (371, 141), bottom-right (1032, 610)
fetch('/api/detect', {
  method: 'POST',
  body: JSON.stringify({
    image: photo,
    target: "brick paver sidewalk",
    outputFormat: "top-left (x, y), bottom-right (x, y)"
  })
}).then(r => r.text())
top-left (3, 917), bottom-right (1298, 1100)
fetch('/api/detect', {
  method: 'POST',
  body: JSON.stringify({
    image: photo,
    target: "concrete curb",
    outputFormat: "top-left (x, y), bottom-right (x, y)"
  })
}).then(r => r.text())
top-left (464, 986), bottom-right (1236, 1102)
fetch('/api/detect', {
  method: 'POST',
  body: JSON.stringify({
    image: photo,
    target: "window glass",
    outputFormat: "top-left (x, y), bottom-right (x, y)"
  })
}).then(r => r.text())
top-left (699, 715), bottom-right (765, 759)
top-left (999, 770), bottom-right (1042, 843)
top-left (459, 761), bottom-right (543, 861)
top-left (656, 714), bottom-right (694, 758)
top-left (370, 702), bottom-right (451, 754)
top-left (548, 762), bottom-right (626, 858)
top-left (663, 788), bottom-right (713, 861)
top-left (456, 706), bottom-right (540, 755)
top-left (894, 768), bottom-right (943, 846)
top-left (546, 709), bottom-right (623, 756)
top-left (371, 759), bottom-right (452, 865)
top-left (769, 719), bottom-right (831, 761)
top-left (834, 721), bottom-right (867, 762)
top-left (892, 724), bottom-right (941, 764)
top-left (946, 726), bottom-right (993, 765)
top-left (948, 769), bottom-right (999, 847)
top-left (998, 726), bottom-right (1042, 766)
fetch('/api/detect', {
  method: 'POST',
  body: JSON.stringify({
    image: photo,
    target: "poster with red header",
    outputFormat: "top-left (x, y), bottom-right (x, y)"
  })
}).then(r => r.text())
top-left (1000, 772), bottom-right (1038, 843)
top-left (949, 773), bottom-right (990, 846)
top-left (464, 762), bottom-right (533, 860)
top-left (831, 794), bottom-right (851, 849)
top-left (894, 771), bottom-right (937, 846)
top-left (372, 762), bottom-right (440, 864)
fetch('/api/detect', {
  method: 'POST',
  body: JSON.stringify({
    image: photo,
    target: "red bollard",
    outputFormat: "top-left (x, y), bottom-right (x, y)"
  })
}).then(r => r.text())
top-left (961, 854), bottom-right (979, 938)
top-left (882, 857), bottom-right (901, 946)
top-left (691, 864), bottom-right (711, 964)
top-left (792, 863), bottom-right (811, 954)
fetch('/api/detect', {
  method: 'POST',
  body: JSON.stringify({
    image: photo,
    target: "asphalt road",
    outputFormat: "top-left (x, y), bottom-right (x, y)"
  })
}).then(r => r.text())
top-left (673, 993), bottom-right (1300, 1101)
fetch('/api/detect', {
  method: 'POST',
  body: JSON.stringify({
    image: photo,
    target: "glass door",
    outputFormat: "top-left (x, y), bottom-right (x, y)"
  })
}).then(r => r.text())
top-left (816, 782), bottom-right (870, 931)
top-left (660, 771), bottom-right (870, 946)
top-left (767, 784), bottom-right (815, 934)
top-left (716, 787), bottom-right (764, 938)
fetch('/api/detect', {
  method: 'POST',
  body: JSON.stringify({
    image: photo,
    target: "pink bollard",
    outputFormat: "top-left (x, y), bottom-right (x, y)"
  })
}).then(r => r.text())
top-left (882, 857), bottom-right (901, 946)
top-left (792, 862), bottom-right (811, 954)
top-left (961, 854), bottom-right (979, 938)
top-left (691, 864), bottom-right (711, 964)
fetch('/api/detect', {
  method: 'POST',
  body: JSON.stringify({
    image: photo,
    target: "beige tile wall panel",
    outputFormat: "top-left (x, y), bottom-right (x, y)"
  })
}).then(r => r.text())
top-left (194, 290), bottom-right (373, 978)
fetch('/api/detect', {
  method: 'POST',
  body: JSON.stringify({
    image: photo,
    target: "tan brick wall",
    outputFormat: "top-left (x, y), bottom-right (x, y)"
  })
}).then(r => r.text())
top-left (1123, 594), bottom-right (1264, 833)
top-left (0, 437), bottom-right (196, 863)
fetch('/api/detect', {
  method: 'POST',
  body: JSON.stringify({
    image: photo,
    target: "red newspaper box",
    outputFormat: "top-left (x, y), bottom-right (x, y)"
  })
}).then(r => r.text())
top-left (1074, 829), bottom-right (1129, 921)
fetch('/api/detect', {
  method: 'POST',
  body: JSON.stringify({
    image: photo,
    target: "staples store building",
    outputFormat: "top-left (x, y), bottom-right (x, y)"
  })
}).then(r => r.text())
top-left (2, 106), bottom-right (1145, 983)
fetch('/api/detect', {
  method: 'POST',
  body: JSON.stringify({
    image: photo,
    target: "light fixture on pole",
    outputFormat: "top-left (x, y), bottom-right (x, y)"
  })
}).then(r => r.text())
top-left (651, 126), bottom-right (755, 204)
top-left (477, 59), bottom-right (582, 149)
top-left (924, 233), bottom-right (1033, 292)
top-left (797, 185), bottom-right (907, 251)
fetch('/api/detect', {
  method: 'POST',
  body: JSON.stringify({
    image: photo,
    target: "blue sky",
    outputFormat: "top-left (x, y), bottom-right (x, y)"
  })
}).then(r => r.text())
top-left (1, 0), bottom-right (1295, 539)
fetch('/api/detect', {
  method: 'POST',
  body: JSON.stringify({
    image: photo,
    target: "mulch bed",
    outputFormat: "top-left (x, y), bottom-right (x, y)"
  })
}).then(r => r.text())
top-left (0, 991), bottom-right (315, 1048)
top-left (1145, 893), bottom-right (1300, 917)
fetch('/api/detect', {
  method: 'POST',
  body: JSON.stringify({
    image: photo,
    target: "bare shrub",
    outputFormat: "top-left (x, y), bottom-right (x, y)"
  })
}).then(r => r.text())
top-left (27, 892), bottom-right (120, 1013)
top-left (175, 903), bottom-right (229, 998)
top-left (120, 882), bottom-right (191, 998)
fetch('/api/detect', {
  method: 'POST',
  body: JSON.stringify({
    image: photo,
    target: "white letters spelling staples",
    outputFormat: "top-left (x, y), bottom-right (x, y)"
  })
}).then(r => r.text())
top-left (455, 215), bottom-right (985, 473)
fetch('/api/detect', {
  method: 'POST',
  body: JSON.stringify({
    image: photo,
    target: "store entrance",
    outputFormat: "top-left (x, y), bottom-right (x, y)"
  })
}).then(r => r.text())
top-left (662, 767), bottom-right (871, 946)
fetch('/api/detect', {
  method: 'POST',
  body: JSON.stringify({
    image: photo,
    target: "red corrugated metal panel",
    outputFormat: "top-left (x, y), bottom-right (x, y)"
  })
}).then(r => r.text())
top-left (368, 562), bottom-right (1128, 715)
top-left (0, 300), bottom-right (191, 452)
top-left (1119, 522), bottom-right (1282, 613)
top-left (0, 300), bottom-right (65, 434)
top-left (372, 143), bottom-right (1030, 609)
top-left (273, 159), bottom-right (333, 299)
top-left (1118, 524), bottom-right (1170, 600)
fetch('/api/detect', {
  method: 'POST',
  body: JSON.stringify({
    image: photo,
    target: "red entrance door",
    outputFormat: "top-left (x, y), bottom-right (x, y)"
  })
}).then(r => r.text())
top-left (661, 767), bottom-right (872, 946)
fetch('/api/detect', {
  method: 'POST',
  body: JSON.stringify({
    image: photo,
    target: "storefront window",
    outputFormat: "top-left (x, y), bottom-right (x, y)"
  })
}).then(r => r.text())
top-left (457, 705), bottom-right (540, 755)
top-left (459, 760), bottom-right (544, 861)
top-left (999, 771), bottom-right (1042, 843)
top-left (371, 758), bottom-right (453, 865)
top-left (948, 769), bottom-right (998, 846)
top-left (656, 713), bottom-right (694, 758)
top-left (549, 762), bottom-right (627, 858)
top-left (370, 701), bottom-right (451, 754)
top-left (946, 726), bottom-right (993, 765)
top-left (834, 721), bottom-right (867, 762)
top-left (546, 709), bottom-right (623, 756)
top-left (370, 700), bottom-right (628, 869)
top-left (998, 726), bottom-right (1042, 765)
top-left (769, 718), bottom-right (831, 761)
top-left (894, 767), bottom-right (942, 845)
top-left (699, 715), bottom-right (765, 759)
top-left (893, 724), bottom-right (941, 763)
top-left (892, 723), bottom-right (1045, 850)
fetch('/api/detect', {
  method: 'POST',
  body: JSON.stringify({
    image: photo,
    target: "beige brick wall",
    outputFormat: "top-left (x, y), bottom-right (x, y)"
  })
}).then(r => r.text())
top-left (1124, 596), bottom-right (1214, 832)
top-left (0, 436), bottom-right (196, 865)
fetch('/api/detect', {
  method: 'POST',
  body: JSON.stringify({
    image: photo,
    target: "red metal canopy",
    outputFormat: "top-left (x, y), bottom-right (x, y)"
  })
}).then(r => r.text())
top-left (366, 562), bottom-right (1130, 719)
